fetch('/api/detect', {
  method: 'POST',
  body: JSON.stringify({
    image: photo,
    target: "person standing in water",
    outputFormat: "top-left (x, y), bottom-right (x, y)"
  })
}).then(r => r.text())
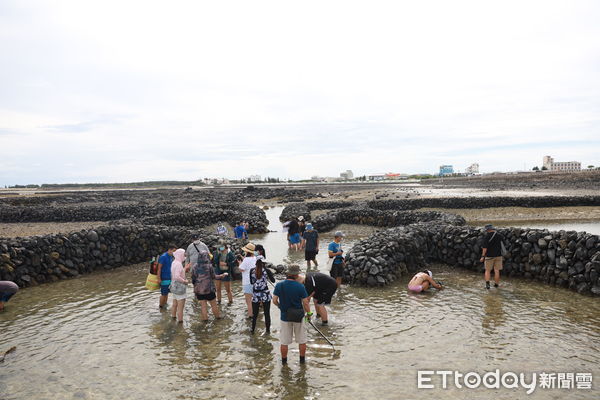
top-left (170, 248), bottom-right (190, 322)
top-left (273, 264), bottom-right (311, 365)
top-left (156, 244), bottom-right (177, 309)
top-left (238, 243), bottom-right (257, 319)
top-left (213, 240), bottom-right (236, 305)
top-left (250, 255), bottom-right (275, 334)
top-left (303, 223), bottom-right (319, 269)
top-left (407, 270), bottom-right (443, 293)
top-left (191, 241), bottom-right (228, 320)
top-left (480, 224), bottom-right (504, 289)
top-left (0, 281), bottom-right (19, 311)
top-left (234, 222), bottom-right (248, 239)
top-left (328, 231), bottom-right (346, 288)
top-left (287, 217), bottom-right (301, 251)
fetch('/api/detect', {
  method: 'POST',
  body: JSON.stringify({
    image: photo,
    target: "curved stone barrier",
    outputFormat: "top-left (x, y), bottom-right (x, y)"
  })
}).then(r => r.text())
top-left (280, 195), bottom-right (600, 225)
top-left (344, 223), bottom-right (600, 296)
top-left (279, 201), bottom-right (355, 222)
top-left (367, 195), bottom-right (600, 210)
top-left (0, 225), bottom-right (247, 288)
top-left (311, 207), bottom-right (466, 232)
top-left (0, 202), bottom-right (268, 233)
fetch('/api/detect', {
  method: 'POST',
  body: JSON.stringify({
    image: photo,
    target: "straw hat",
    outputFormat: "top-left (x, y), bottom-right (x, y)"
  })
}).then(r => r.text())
top-left (241, 243), bottom-right (256, 253)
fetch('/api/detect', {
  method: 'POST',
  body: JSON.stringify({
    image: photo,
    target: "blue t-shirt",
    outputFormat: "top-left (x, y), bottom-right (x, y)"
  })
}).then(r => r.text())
top-left (273, 279), bottom-right (308, 322)
top-left (158, 252), bottom-right (173, 281)
top-left (328, 242), bottom-right (344, 264)
top-left (234, 225), bottom-right (247, 239)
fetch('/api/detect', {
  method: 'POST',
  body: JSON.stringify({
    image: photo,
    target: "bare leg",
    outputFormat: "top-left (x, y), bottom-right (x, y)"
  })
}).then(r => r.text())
top-left (299, 343), bottom-right (307, 357)
top-left (494, 269), bottom-right (501, 285)
top-left (306, 260), bottom-right (311, 269)
top-left (200, 300), bottom-right (209, 320)
top-left (316, 304), bottom-right (328, 322)
top-left (0, 301), bottom-right (4, 311)
top-left (421, 281), bottom-right (430, 291)
top-left (245, 293), bottom-right (253, 317)
top-left (171, 299), bottom-right (178, 318)
top-left (281, 344), bottom-right (288, 359)
top-left (335, 277), bottom-right (341, 288)
top-left (484, 268), bottom-right (491, 282)
top-left (209, 299), bottom-right (221, 318)
top-left (314, 258), bottom-right (318, 267)
top-left (216, 280), bottom-right (222, 304)
top-left (159, 294), bottom-right (168, 308)
top-left (177, 299), bottom-right (186, 322)
top-left (225, 281), bottom-right (233, 304)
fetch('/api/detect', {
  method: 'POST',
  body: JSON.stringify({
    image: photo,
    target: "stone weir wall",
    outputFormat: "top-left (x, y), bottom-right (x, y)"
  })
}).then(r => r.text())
top-left (367, 195), bottom-right (600, 210)
top-left (0, 203), bottom-right (269, 234)
top-left (311, 207), bottom-right (466, 232)
top-left (279, 201), bottom-right (355, 222)
top-left (279, 195), bottom-right (600, 225)
top-left (0, 225), bottom-right (247, 288)
top-left (343, 223), bottom-right (600, 296)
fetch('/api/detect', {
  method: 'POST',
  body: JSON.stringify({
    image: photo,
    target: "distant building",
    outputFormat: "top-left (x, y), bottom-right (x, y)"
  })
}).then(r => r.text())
top-left (439, 165), bottom-right (454, 176)
top-left (385, 172), bottom-right (409, 180)
top-left (247, 175), bottom-right (261, 182)
top-left (340, 170), bottom-right (354, 180)
top-left (367, 173), bottom-right (386, 181)
top-left (465, 163), bottom-right (479, 175)
top-left (311, 176), bottom-right (323, 182)
top-left (542, 156), bottom-right (581, 172)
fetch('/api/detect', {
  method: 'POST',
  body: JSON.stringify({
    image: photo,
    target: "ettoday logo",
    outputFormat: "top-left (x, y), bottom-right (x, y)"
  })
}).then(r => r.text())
top-left (417, 370), bottom-right (593, 394)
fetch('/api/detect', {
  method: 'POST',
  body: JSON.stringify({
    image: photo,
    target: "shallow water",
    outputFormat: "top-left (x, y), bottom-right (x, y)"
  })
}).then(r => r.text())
top-left (1, 207), bottom-right (599, 399)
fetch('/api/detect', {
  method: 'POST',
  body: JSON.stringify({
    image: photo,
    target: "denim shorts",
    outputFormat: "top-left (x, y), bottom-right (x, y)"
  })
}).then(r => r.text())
top-left (242, 284), bottom-right (253, 294)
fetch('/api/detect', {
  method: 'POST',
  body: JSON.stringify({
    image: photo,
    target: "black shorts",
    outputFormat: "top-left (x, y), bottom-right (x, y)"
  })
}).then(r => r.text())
top-left (314, 288), bottom-right (336, 305)
top-left (330, 263), bottom-right (344, 279)
top-left (305, 250), bottom-right (318, 261)
top-left (196, 292), bottom-right (216, 301)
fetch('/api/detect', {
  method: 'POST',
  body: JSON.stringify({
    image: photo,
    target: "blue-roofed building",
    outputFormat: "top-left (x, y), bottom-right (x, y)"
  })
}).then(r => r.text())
top-left (439, 165), bottom-right (454, 176)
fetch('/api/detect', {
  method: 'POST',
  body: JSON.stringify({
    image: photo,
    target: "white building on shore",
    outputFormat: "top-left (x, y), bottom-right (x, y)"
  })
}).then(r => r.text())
top-left (542, 156), bottom-right (581, 172)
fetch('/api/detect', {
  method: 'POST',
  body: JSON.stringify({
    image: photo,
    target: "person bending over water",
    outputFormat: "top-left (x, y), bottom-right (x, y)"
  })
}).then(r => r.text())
top-left (0, 281), bottom-right (18, 311)
top-left (407, 270), bottom-right (443, 293)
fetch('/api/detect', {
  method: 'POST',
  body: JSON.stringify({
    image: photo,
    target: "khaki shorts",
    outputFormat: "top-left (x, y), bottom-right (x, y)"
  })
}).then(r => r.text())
top-left (484, 256), bottom-right (503, 271)
top-left (280, 320), bottom-right (307, 345)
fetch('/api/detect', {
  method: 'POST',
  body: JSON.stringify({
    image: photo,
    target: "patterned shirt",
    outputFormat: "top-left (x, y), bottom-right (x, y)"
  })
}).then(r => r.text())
top-left (250, 268), bottom-right (272, 303)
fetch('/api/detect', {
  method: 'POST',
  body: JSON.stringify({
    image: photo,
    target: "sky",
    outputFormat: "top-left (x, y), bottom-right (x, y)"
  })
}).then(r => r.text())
top-left (1, 0), bottom-right (599, 185)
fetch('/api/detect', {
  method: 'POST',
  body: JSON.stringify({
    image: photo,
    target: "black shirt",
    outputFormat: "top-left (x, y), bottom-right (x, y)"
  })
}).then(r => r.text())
top-left (304, 272), bottom-right (337, 295)
top-left (482, 231), bottom-right (503, 257)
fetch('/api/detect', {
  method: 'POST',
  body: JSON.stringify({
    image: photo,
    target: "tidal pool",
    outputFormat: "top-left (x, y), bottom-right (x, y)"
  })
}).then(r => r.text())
top-left (1, 207), bottom-right (598, 399)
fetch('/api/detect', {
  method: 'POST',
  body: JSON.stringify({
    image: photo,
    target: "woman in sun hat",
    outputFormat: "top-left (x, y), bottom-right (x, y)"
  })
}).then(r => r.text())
top-left (238, 242), bottom-right (257, 318)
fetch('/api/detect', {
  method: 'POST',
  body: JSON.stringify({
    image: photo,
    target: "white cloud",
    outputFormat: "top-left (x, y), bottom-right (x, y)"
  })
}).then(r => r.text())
top-left (1, 0), bottom-right (599, 185)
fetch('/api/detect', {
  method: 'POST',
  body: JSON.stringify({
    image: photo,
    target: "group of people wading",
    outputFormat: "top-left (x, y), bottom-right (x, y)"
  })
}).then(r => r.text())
top-left (155, 229), bottom-right (340, 364)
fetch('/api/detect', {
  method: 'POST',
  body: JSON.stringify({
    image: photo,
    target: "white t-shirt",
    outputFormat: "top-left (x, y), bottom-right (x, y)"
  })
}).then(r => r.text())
top-left (238, 256), bottom-right (256, 285)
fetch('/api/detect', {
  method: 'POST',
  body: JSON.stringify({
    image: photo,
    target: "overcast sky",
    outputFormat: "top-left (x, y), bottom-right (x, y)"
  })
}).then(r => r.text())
top-left (1, 0), bottom-right (599, 185)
